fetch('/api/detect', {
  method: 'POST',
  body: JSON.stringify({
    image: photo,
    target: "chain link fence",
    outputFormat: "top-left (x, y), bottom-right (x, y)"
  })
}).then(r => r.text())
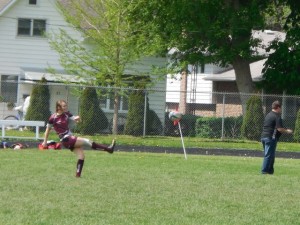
top-left (0, 81), bottom-right (299, 143)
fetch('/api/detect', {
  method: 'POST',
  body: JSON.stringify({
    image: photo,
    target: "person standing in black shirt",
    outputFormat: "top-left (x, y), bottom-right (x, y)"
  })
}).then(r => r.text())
top-left (261, 100), bottom-right (293, 174)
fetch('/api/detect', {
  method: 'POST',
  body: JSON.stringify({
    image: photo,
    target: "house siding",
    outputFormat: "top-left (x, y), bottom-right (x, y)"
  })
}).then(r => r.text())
top-left (0, 0), bottom-right (81, 75)
top-left (0, 0), bottom-right (167, 128)
top-left (124, 56), bottom-right (167, 126)
top-left (166, 63), bottom-right (216, 104)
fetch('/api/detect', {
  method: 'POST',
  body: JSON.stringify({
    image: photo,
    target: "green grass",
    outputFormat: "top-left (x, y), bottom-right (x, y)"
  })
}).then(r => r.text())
top-left (0, 149), bottom-right (299, 225)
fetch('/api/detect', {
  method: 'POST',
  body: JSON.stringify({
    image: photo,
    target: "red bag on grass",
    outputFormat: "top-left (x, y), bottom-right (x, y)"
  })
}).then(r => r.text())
top-left (38, 141), bottom-right (61, 150)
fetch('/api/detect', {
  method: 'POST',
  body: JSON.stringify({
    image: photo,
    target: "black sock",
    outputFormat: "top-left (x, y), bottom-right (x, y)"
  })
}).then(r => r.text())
top-left (76, 159), bottom-right (84, 177)
top-left (92, 142), bottom-right (109, 151)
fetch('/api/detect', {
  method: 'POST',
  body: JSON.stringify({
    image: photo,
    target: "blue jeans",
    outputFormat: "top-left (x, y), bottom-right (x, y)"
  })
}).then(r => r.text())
top-left (261, 138), bottom-right (277, 174)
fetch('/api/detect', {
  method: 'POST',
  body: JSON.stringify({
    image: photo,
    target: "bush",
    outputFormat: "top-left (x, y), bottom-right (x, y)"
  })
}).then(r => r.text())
top-left (165, 113), bottom-right (200, 137)
top-left (223, 116), bottom-right (243, 139)
top-left (195, 116), bottom-right (243, 139)
top-left (241, 96), bottom-right (264, 140)
top-left (25, 78), bottom-right (51, 131)
top-left (196, 117), bottom-right (222, 138)
top-left (124, 90), bottom-right (145, 136)
top-left (77, 87), bottom-right (108, 135)
top-left (293, 109), bottom-right (300, 142)
top-left (146, 109), bottom-right (163, 135)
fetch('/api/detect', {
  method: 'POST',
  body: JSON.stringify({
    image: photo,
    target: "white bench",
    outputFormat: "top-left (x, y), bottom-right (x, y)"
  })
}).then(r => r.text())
top-left (0, 120), bottom-right (45, 140)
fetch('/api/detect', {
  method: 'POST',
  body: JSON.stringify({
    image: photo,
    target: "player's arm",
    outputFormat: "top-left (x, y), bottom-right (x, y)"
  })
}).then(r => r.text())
top-left (277, 117), bottom-right (293, 134)
top-left (67, 111), bottom-right (80, 123)
top-left (42, 124), bottom-right (52, 147)
top-left (70, 115), bottom-right (81, 123)
top-left (277, 127), bottom-right (293, 134)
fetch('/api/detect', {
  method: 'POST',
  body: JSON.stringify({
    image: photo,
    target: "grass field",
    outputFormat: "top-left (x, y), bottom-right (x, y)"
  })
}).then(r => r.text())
top-left (0, 149), bottom-right (299, 225)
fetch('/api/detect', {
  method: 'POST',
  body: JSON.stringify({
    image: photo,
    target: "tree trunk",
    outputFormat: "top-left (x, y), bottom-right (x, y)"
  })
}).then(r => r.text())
top-left (232, 57), bottom-right (254, 94)
top-left (112, 90), bottom-right (119, 135)
top-left (178, 70), bottom-right (188, 114)
top-left (232, 57), bottom-right (255, 113)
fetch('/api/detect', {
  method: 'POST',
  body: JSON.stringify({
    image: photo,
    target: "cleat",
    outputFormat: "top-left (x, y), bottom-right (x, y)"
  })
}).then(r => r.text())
top-left (107, 139), bottom-right (116, 154)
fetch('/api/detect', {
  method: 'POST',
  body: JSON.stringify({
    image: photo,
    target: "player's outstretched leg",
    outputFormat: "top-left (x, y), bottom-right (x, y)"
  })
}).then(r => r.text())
top-left (106, 139), bottom-right (116, 154)
top-left (91, 139), bottom-right (116, 154)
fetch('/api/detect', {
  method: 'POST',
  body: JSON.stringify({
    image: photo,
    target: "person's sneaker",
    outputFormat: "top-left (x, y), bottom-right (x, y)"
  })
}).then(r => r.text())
top-left (107, 139), bottom-right (116, 154)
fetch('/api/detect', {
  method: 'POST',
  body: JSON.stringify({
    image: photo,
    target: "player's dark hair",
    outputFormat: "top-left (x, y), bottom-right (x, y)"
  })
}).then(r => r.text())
top-left (272, 100), bottom-right (281, 110)
top-left (56, 100), bottom-right (67, 112)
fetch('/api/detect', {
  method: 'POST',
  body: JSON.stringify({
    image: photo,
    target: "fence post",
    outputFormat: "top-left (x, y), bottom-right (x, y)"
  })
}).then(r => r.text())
top-left (282, 90), bottom-right (287, 120)
top-left (221, 93), bottom-right (226, 140)
top-left (143, 90), bottom-right (147, 137)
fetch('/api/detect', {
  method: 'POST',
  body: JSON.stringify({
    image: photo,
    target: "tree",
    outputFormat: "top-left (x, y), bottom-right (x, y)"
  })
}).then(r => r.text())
top-left (128, 0), bottom-right (277, 96)
top-left (25, 78), bottom-right (51, 129)
top-left (49, 0), bottom-right (159, 134)
top-left (263, 1), bottom-right (290, 31)
top-left (260, 0), bottom-right (300, 94)
top-left (241, 95), bottom-right (264, 140)
top-left (77, 87), bottom-right (108, 135)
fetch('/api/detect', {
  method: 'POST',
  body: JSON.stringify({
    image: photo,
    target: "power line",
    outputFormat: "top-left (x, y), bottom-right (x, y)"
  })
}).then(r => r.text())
top-left (0, 14), bottom-right (265, 34)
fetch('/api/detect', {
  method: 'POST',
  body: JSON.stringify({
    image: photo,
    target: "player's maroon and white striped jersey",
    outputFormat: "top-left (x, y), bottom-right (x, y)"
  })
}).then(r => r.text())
top-left (47, 111), bottom-right (74, 139)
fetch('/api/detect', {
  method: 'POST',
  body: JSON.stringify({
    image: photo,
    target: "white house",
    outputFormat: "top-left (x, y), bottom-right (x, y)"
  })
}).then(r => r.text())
top-left (0, 0), bottom-right (167, 128)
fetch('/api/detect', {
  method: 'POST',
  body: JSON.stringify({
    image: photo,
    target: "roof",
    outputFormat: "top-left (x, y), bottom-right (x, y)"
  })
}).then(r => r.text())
top-left (0, 0), bottom-right (67, 14)
top-left (0, 0), bottom-right (15, 15)
top-left (203, 59), bottom-right (266, 82)
top-left (203, 30), bottom-right (285, 82)
top-left (252, 30), bottom-right (286, 56)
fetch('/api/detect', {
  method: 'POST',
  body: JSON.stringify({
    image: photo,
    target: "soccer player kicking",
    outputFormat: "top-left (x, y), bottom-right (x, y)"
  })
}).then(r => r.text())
top-left (42, 99), bottom-right (116, 177)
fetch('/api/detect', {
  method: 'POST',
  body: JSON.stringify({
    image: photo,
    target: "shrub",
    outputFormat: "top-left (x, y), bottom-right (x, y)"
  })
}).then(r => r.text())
top-left (241, 96), bottom-right (264, 140)
top-left (165, 113), bottom-right (200, 137)
top-left (196, 117), bottom-right (222, 138)
top-left (223, 116), bottom-right (243, 139)
top-left (293, 109), bottom-right (300, 142)
top-left (77, 87), bottom-right (108, 135)
top-left (25, 78), bottom-right (51, 131)
top-left (146, 109), bottom-right (163, 135)
top-left (195, 116), bottom-right (243, 139)
top-left (124, 90), bottom-right (145, 136)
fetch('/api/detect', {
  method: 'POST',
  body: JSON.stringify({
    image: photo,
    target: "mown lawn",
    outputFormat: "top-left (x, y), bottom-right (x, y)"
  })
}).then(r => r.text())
top-left (0, 149), bottom-right (299, 225)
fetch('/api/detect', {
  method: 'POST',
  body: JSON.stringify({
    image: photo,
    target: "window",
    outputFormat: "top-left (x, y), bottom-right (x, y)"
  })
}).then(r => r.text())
top-left (17, 18), bottom-right (46, 36)
top-left (98, 75), bottom-right (149, 111)
top-left (0, 75), bottom-right (18, 103)
top-left (109, 95), bottom-right (129, 111)
top-left (33, 20), bottom-right (46, 36)
top-left (29, 0), bottom-right (37, 5)
top-left (99, 91), bottom-right (129, 111)
top-left (200, 63), bottom-right (205, 73)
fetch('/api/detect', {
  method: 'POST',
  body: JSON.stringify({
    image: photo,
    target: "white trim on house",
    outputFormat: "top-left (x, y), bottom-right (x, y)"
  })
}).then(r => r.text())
top-left (0, 0), bottom-right (16, 15)
top-left (20, 67), bottom-right (89, 83)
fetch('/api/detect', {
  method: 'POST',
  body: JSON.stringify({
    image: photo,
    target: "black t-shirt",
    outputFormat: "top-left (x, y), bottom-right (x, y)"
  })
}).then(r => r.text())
top-left (261, 111), bottom-right (283, 140)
